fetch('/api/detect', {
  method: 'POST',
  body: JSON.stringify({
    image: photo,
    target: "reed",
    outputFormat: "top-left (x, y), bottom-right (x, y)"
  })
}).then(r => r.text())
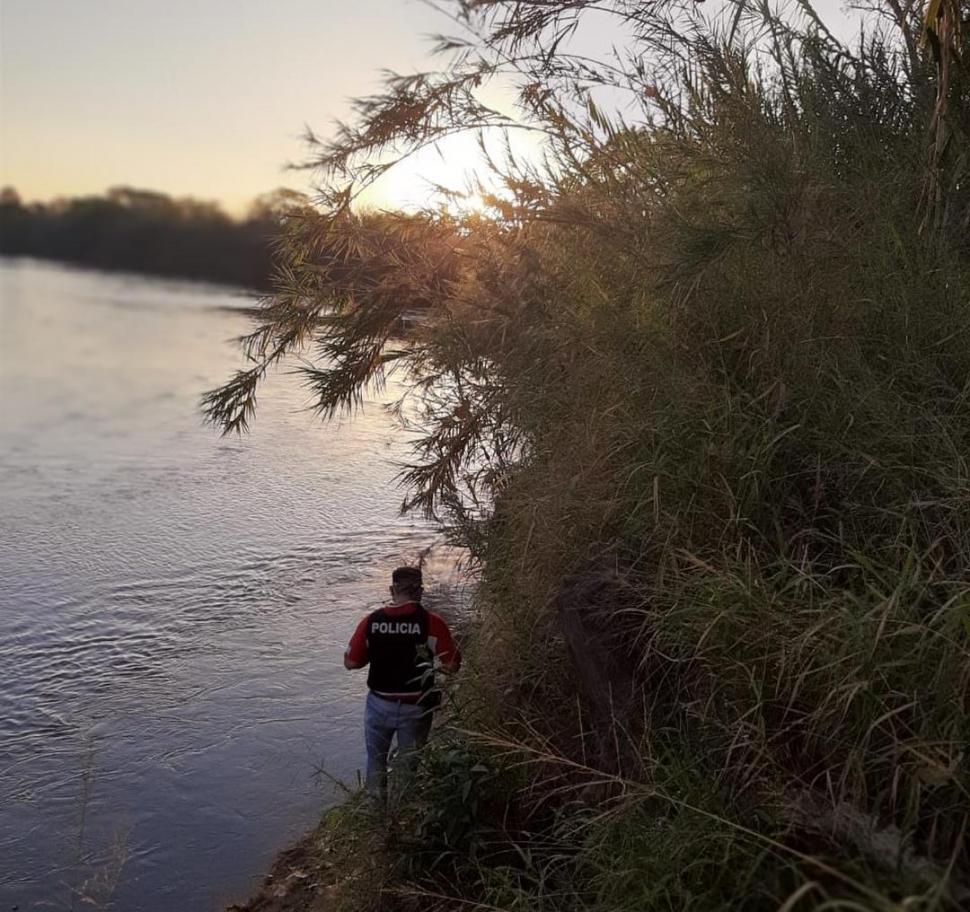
top-left (206, 1), bottom-right (970, 907)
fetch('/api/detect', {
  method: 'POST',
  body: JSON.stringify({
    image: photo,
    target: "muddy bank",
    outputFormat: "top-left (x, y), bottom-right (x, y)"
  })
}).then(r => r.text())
top-left (227, 826), bottom-right (334, 912)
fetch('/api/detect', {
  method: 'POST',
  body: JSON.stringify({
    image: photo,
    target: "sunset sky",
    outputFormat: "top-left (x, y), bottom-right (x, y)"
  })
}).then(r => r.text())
top-left (1, 0), bottom-right (859, 214)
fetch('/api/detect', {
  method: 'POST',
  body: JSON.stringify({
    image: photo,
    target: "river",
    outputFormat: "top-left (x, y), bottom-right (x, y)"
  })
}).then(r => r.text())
top-left (0, 258), bottom-right (457, 910)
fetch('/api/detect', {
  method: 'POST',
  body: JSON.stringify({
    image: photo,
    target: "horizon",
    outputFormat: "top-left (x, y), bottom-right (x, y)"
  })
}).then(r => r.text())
top-left (0, 0), bottom-right (485, 215)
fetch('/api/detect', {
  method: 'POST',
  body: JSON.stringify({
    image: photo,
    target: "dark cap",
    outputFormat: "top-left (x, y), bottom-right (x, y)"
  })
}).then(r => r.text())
top-left (392, 566), bottom-right (423, 589)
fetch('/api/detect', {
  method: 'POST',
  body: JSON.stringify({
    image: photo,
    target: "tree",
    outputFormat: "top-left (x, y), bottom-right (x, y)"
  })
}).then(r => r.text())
top-left (246, 188), bottom-right (312, 222)
top-left (204, 0), bottom-right (970, 514)
top-left (0, 186), bottom-right (282, 288)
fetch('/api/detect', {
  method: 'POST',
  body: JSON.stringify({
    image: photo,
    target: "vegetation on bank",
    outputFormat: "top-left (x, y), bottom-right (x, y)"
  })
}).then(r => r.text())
top-left (214, 0), bottom-right (970, 909)
top-left (0, 185), bottom-right (309, 288)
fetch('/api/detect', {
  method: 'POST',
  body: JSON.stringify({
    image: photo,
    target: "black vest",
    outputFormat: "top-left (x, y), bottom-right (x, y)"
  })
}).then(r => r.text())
top-left (365, 604), bottom-right (435, 697)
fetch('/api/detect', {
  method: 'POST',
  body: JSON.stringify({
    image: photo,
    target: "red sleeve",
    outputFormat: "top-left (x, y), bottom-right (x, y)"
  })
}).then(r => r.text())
top-left (345, 616), bottom-right (370, 666)
top-left (427, 612), bottom-right (461, 671)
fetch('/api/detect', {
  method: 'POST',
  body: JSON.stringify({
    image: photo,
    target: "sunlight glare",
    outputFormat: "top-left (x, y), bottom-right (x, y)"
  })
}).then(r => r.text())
top-left (357, 132), bottom-right (495, 214)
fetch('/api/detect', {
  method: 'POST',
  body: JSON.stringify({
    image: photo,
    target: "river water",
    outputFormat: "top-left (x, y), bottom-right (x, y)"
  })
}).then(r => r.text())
top-left (0, 258), bottom-right (458, 910)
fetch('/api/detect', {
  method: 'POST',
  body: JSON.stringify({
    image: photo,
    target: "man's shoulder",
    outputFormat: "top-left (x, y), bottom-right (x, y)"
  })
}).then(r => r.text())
top-left (357, 607), bottom-right (383, 628)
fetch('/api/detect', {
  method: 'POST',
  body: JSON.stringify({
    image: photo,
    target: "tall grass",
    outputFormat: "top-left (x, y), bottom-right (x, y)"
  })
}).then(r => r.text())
top-left (207, 0), bottom-right (969, 907)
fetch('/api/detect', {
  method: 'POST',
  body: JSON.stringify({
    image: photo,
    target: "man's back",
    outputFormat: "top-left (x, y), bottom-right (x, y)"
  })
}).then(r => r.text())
top-left (345, 599), bottom-right (460, 702)
top-left (343, 566), bottom-right (461, 793)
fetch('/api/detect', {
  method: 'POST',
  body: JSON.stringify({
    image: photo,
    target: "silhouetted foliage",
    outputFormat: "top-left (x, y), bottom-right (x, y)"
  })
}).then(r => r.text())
top-left (0, 185), bottom-right (309, 289)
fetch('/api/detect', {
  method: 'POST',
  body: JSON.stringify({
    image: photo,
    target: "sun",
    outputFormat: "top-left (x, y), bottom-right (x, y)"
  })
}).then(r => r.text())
top-left (357, 132), bottom-right (493, 214)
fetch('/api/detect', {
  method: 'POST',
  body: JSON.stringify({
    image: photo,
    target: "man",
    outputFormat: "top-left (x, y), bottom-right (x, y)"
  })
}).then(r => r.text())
top-left (344, 566), bottom-right (461, 793)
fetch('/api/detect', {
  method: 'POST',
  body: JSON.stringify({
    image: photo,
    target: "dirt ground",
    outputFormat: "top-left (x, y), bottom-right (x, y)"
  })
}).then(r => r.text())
top-left (227, 830), bottom-right (336, 912)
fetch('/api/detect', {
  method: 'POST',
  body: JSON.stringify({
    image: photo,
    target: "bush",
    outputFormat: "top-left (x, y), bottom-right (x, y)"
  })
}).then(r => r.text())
top-left (208, 1), bottom-right (970, 907)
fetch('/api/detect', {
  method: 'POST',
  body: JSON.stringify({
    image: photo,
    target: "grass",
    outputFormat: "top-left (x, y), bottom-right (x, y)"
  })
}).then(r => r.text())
top-left (208, 1), bottom-right (970, 908)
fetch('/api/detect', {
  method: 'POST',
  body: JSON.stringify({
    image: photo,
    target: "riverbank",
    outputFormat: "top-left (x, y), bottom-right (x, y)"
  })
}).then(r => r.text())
top-left (228, 792), bottom-right (418, 912)
top-left (228, 830), bottom-right (327, 912)
top-left (232, 553), bottom-right (970, 911)
top-left (227, 820), bottom-right (341, 912)
top-left (210, 2), bottom-right (969, 907)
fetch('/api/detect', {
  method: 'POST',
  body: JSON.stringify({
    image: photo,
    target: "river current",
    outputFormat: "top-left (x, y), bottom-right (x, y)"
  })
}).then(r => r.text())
top-left (0, 258), bottom-right (457, 910)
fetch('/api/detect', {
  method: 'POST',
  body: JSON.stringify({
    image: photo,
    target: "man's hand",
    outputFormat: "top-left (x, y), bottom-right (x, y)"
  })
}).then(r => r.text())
top-left (437, 652), bottom-right (460, 675)
top-left (344, 653), bottom-right (366, 670)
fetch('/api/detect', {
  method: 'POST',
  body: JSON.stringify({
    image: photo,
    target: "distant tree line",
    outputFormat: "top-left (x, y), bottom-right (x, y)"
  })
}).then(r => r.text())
top-left (0, 186), bottom-right (309, 289)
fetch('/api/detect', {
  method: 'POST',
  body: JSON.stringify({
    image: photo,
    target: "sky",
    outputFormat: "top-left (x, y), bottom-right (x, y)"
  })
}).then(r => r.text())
top-left (0, 0), bottom-right (861, 214)
top-left (0, 0), bottom-right (467, 212)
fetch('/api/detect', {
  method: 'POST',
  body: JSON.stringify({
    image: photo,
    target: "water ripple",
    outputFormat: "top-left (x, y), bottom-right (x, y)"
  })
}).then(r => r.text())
top-left (0, 259), bottom-right (457, 912)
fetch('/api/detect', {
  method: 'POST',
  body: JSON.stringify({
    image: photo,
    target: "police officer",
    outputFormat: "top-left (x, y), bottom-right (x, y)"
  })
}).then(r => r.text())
top-left (344, 566), bottom-right (461, 792)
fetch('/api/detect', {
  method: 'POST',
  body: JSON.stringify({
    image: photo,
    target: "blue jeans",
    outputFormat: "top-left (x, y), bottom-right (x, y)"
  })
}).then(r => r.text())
top-left (364, 691), bottom-right (433, 793)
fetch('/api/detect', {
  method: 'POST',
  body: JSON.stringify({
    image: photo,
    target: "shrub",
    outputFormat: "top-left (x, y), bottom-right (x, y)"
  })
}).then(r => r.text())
top-left (207, 1), bottom-right (970, 907)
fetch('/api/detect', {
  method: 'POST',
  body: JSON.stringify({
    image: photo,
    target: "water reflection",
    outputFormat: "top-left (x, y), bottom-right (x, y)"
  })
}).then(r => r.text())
top-left (0, 258), bottom-right (460, 910)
